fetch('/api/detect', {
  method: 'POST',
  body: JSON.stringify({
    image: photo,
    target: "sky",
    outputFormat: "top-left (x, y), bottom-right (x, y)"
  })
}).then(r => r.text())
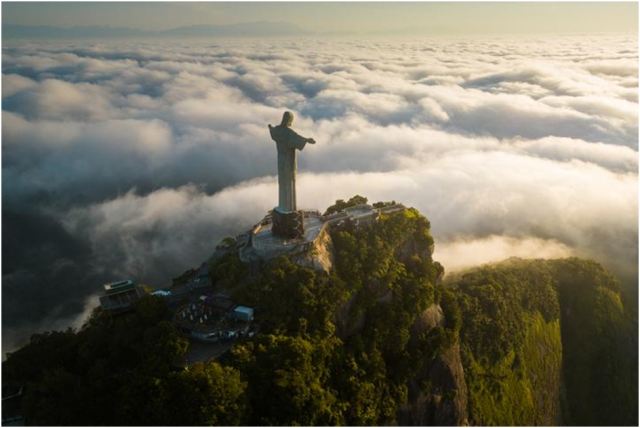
top-left (2, 2), bottom-right (638, 35)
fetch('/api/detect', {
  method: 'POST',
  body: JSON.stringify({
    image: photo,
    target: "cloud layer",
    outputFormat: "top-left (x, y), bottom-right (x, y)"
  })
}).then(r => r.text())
top-left (2, 35), bottom-right (638, 352)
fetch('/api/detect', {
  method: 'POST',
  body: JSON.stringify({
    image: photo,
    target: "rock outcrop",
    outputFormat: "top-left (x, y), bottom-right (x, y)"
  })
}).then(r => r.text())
top-left (397, 304), bottom-right (469, 426)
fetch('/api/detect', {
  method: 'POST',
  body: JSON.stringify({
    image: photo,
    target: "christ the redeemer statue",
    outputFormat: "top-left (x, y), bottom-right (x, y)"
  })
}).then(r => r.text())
top-left (268, 111), bottom-right (316, 239)
top-left (268, 111), bottom-right (316, 212)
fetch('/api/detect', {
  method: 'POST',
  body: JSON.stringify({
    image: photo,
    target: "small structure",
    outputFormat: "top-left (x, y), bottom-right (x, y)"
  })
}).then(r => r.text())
top-left (211, 295), bottom-right (235, 312)
top-left (103, 279), bottom-right (135, 295)
top-left (243, 209), bottom-right (326, 260)
top-left (323, 203), bottom-right (406, 228)
top-left (173, 299), bottom-right (253, 344)
top-left (99, 279), bottom-right (145, 314)
top-left (231, 306), bottom-right (254, 323)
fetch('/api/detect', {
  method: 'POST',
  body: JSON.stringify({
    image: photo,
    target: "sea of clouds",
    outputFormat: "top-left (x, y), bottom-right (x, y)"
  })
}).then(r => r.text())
top-left (2, 35), bottom-right (638, 352)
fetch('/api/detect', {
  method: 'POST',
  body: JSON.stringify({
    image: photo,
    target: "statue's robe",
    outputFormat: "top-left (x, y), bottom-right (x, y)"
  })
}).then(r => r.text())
top-left (269, 125), bottom-right (308, 212)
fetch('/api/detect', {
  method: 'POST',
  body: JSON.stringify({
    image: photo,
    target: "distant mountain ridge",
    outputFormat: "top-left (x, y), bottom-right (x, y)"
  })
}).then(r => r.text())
top-left (3, 21), bottom-right (312, 39)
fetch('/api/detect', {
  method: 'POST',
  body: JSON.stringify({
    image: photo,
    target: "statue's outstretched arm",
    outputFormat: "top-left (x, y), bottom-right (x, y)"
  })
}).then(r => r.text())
top-left (288, 129), bottom-right (315, 150)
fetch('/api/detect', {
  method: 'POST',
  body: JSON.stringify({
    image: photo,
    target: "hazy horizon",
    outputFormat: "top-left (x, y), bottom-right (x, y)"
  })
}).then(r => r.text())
top-left (3, 2), bottom-right (638, 36)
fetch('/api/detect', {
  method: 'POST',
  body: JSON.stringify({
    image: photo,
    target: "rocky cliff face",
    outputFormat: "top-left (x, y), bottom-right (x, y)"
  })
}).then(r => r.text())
top-left (449, 258), bottom-right (637, 426)
top-left (397, 304), bottom-right (468, 426)
top-left (325, 211), bottom-right (468, 426)
top-left (290, 227), bottom-right (334, 273)
top-left (334, 302), bottom-right (468, 426)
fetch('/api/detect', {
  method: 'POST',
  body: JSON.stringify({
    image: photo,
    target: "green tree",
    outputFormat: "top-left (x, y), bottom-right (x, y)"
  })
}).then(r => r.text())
top-left (232, 334), bottom-right (345, 425)
top-left (323, 195), bottom-right (369, 215)
top-left (233, 257), bottom-right (349, 336)
top-left (160, 362), bottom-right (247, 426)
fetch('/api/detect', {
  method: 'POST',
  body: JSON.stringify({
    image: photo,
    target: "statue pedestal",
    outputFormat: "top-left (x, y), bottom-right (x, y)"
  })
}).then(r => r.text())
top-left (272, 207), bottom-right (305, 239)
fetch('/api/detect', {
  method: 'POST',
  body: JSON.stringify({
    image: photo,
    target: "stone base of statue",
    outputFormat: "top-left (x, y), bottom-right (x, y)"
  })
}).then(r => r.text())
top-left (272, 207), bottom-right (305, 239)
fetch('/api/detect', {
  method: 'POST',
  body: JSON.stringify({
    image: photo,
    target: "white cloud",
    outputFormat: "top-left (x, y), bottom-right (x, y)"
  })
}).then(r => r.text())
top-left (61, 150), bottom-right (637, 297)
top-left (8, 78), bottom-right (119, 121)
top-left (2, 73), bottom-right (37, 97)
top-left (435, 235), bottom-right (573, 274)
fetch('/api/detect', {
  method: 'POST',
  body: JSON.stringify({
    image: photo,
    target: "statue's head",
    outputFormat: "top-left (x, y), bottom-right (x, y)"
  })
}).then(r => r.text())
top-left (281, 111), bottom-right (294, 127)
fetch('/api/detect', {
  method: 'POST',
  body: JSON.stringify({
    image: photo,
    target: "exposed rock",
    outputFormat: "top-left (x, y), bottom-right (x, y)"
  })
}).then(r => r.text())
top-left (334, 294), bottom-right (366, 340)
top-left (394, 233), bottom-right (434, 265)
top-left (290, 225), bottom-right (334, 274)
top-left (409, 304), bottom-right (445, 347)
top-left (397, 304), bottom-right (468, 426)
